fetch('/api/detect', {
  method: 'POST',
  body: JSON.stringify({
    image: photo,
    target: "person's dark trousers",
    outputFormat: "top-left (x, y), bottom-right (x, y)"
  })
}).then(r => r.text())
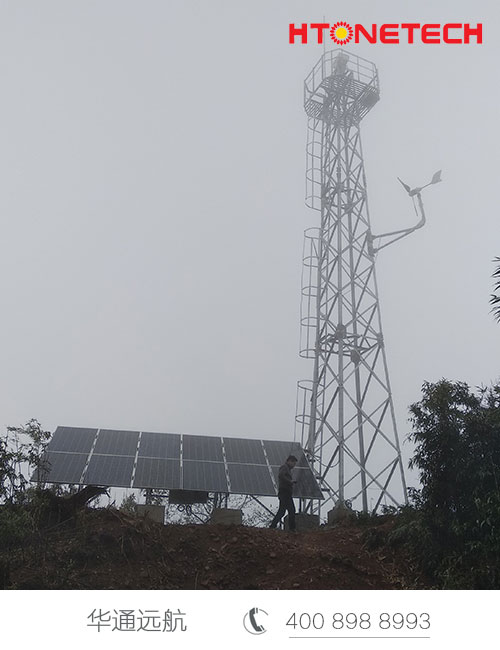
top-left (270, 491), bottom-right (296, 531)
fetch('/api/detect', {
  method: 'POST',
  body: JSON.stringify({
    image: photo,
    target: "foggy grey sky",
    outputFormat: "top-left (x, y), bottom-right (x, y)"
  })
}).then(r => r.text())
top-left (0, 0), bottom-right (498, 490)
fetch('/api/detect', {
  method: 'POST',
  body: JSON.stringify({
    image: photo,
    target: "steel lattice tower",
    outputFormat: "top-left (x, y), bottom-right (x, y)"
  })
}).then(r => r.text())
top-left (295, 50), bottom-right (436, 517)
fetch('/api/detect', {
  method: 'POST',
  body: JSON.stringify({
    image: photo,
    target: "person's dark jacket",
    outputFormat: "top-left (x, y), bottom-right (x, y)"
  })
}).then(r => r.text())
top-left (277, 463), bottom-right (294, 495)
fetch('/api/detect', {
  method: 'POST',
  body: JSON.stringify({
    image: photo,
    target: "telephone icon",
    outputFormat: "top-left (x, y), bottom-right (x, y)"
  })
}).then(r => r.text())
top-left (243, 607), bottom-right (268, 634)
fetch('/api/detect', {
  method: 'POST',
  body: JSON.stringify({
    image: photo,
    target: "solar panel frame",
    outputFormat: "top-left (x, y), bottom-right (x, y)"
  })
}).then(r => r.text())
top-left (36, 426), bottom-right (323, 499)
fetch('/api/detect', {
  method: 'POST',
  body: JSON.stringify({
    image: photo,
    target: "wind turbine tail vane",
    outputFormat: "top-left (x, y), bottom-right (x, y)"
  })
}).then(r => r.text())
top-left (430, 170), bottom-right (442, 185)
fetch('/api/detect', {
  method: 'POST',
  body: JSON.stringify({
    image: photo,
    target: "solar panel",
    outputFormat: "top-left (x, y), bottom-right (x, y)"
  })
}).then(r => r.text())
top-left (223, 437), bottom-right (266, 464)
top-left (33, 451), bottom-right (88, 484)
top-left (182, 434), bottom-right (223, 462)
top-left (133, 457), bottom-right (181, 490)
top-left (293, 467), bottom-right (324, 499)
top-left (227, 463), bottom-right (275, 495)
top-left (138, 432), bottom-right (180, 459)
top-left (182, 460), bottom-right (228, 492)
top-left (263, 440), bottom-right (305, 466)
top-left (270, 464), bottom-right (322, 499)
top-left (49, 427), bottom-right (98, 454)
top-left (84, 454), bottom-right (135, 487)
top-left (93, 429), bottom-right (139, 456)
top-left (36, 426), bottom-right (323, 499)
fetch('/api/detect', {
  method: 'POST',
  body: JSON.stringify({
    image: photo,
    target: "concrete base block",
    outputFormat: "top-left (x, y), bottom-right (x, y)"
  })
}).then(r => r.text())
top-left (327, 502), bottom-right (354, 525)
top-left (210, 508), bottom-right (242, 525)
top-left (136, 504), bottom-right (165, 524)
top-left (285, 512), bottom-right (320, 531)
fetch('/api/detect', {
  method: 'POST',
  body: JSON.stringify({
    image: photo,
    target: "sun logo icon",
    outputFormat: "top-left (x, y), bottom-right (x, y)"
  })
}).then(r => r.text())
top-left (330, 21), bottom-right (354, 45)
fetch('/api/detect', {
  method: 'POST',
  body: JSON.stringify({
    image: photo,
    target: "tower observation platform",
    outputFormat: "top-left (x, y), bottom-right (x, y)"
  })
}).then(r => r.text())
top-left (304, 50), bottom-right (379, 124)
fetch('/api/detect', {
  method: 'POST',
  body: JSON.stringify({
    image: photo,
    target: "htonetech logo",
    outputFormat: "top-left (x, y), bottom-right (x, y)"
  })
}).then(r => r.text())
top-left (289, 22), bottom-right (483, 45)
top-left (330, 21), bottom-right (354, 45)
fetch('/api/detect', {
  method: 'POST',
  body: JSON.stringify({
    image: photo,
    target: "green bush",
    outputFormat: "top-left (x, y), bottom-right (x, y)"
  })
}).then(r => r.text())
top-left (394, 380), bottom-right (500, 588)
top-left (0, 419), bottom-right (51, 504)
top-left (0, 506), bottom-right (34, 550)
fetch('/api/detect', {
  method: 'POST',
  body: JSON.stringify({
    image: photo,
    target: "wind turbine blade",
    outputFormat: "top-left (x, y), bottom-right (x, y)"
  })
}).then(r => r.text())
top-left (397, 177), bottom-right (411, 193)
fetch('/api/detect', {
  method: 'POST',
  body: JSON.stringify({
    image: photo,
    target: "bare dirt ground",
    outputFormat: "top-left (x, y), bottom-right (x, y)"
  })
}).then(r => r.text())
top-left (2, 508), bottom-right (426, 589)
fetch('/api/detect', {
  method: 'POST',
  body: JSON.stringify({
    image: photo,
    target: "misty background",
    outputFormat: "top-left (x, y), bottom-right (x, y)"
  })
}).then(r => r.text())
top-left (0, 0), bottom-right (498, 494)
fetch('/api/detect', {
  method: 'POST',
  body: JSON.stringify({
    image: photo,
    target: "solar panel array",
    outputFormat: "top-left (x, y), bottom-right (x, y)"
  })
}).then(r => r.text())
top-left (33, 426), bottom-right (323, 499)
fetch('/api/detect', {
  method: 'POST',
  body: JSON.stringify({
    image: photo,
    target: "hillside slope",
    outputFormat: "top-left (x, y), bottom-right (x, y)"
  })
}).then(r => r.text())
top-left (2, 508), bottom-right (425, 589)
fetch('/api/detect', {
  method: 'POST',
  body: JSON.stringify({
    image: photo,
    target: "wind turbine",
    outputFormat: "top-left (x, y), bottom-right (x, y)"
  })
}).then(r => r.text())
top-left (368, 170), bottom-right (442, 254)
top-left (397, 170), bottom-right (442, 197)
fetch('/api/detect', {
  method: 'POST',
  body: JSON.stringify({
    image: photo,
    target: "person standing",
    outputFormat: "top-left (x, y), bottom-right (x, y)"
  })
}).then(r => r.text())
top-left (269, 455), bottom-right (298, 532)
